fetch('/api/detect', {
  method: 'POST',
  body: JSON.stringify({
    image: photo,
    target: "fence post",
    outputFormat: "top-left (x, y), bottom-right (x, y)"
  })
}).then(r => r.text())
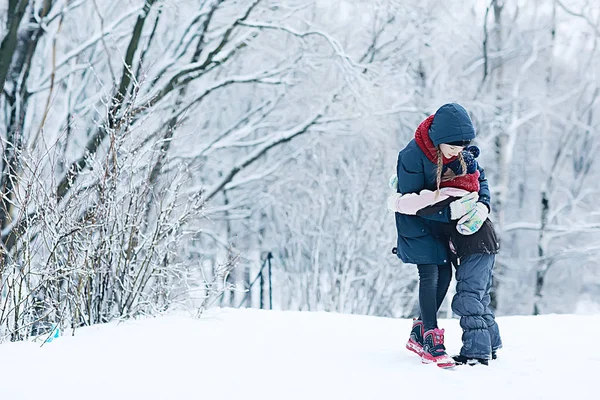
top-left (259, 266), bottom-right (265, 309)
top-left (267, 252), bottom-right (273, 310)
top-left (238, 252), bottom-right (271, 309)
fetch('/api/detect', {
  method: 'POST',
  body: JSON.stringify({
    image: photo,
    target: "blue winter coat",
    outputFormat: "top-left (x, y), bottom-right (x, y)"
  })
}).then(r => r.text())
top-left (394, 103), bottom-right (491, 265)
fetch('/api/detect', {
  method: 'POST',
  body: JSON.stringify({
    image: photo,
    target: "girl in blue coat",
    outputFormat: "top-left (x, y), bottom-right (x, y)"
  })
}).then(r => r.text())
top-left (390, 103), bottom-right (491, 368)
top-left (389, 146), bottom-right (502, 367)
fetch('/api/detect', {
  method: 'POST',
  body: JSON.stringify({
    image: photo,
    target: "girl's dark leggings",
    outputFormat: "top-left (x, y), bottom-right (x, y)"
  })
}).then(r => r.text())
top-left (417, 263), bottom-right (452, 332)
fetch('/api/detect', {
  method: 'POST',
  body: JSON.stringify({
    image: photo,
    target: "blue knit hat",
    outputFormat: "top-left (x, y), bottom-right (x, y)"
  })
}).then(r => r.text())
top-left (444, 146), bottom-right (480, 175)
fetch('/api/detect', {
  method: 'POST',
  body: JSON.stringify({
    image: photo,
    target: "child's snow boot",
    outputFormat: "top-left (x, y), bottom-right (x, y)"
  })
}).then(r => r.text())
top-left (406, 318), bottom-right (424, 356)
top-left (421, 328), bottom-right (455, 368)
top-left (452, 355), bottom-right (489, 366)
top-left (489, 345), bottom-right (501, 361)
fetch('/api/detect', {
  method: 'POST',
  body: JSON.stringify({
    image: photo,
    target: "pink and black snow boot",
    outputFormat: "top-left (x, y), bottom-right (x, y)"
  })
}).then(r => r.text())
top-left (406, 318), bottom-right (424, 356)
top-left (421, 328), bottom-right (455, 368)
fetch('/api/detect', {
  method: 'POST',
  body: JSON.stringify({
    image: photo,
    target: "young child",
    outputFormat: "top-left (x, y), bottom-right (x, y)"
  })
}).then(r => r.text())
top-left (388, 146), bottom-right (502, 366)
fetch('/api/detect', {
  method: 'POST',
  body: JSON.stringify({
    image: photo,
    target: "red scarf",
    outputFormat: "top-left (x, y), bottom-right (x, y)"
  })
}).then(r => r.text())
top-left (414, 115), bottom-right (480, 192)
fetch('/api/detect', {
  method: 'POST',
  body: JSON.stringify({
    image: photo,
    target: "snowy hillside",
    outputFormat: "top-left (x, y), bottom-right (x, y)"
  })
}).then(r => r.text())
top-left (0, 309), bottom-right (597, 400)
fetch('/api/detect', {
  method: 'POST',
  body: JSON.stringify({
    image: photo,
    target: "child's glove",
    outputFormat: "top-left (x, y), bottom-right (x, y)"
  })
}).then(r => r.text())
top-left (456, 202), bottom-right (489, 235)
top-left (388, 174), bottom-right (398, 191)
top-left (449, 192), bottom-right (479, 220)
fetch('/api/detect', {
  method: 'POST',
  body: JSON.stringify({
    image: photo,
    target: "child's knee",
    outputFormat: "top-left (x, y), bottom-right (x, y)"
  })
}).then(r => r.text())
top-left (452, 292), bottom-right (485, 316)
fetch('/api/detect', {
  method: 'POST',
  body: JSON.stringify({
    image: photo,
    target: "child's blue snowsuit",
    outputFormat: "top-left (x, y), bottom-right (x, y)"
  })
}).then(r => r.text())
top-left (417, 189), bottom-right (502, 360)
top-left (452, 252), bottom-right (502, 358)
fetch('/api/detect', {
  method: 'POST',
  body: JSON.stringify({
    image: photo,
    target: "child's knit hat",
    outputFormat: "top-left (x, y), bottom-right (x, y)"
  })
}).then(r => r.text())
top-left (445, 146), bottom-right (480, 176)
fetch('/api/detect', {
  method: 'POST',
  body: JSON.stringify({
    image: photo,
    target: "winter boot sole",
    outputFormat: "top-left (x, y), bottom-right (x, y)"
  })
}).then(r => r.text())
top-left (421, 352), bottom-right (456, 369)
top-left (406, 338), bottom-right (423, 356)
top-left (453, 355), bottom-right (489, 366)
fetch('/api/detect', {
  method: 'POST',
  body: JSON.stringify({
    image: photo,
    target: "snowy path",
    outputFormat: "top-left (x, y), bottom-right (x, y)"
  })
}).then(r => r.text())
top-left (0, 309), bottom-right (597, 400)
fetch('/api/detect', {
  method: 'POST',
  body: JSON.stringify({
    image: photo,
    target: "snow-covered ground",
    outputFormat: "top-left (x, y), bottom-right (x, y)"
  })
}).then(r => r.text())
top-left (0, 308), bottom-right (597, 400)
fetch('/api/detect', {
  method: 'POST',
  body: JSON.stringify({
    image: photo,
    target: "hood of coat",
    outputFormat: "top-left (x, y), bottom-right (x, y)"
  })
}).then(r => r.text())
top-left (428, 103), bottom-right (476, 147)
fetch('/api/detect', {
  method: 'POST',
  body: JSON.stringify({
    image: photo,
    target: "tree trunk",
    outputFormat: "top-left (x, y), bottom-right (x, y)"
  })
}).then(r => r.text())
top-left (0, 0), bottom-right (30, 90)
top-left (489, 0), bottom-right (505, 311)
top-left (533, 190), bottom-right (549, 315)
top-left (533, 1), bottom-right (558, 315)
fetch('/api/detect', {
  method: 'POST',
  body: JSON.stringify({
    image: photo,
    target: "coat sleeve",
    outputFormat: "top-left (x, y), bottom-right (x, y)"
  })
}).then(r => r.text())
top-left (416, 197), bottom-right (456, 217)
top-left (397, 150), bottom-right (452, 223)
top-left (395, 190), bottom-right (448, 215)
top-left (476, 164), bottom-right (491, 210)
top-left (396, 149), bottom-right (425, 194)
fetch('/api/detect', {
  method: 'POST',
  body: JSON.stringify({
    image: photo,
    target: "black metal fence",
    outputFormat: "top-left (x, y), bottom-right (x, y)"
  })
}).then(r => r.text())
top-left (238, 252), bottom-right (273, 309)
